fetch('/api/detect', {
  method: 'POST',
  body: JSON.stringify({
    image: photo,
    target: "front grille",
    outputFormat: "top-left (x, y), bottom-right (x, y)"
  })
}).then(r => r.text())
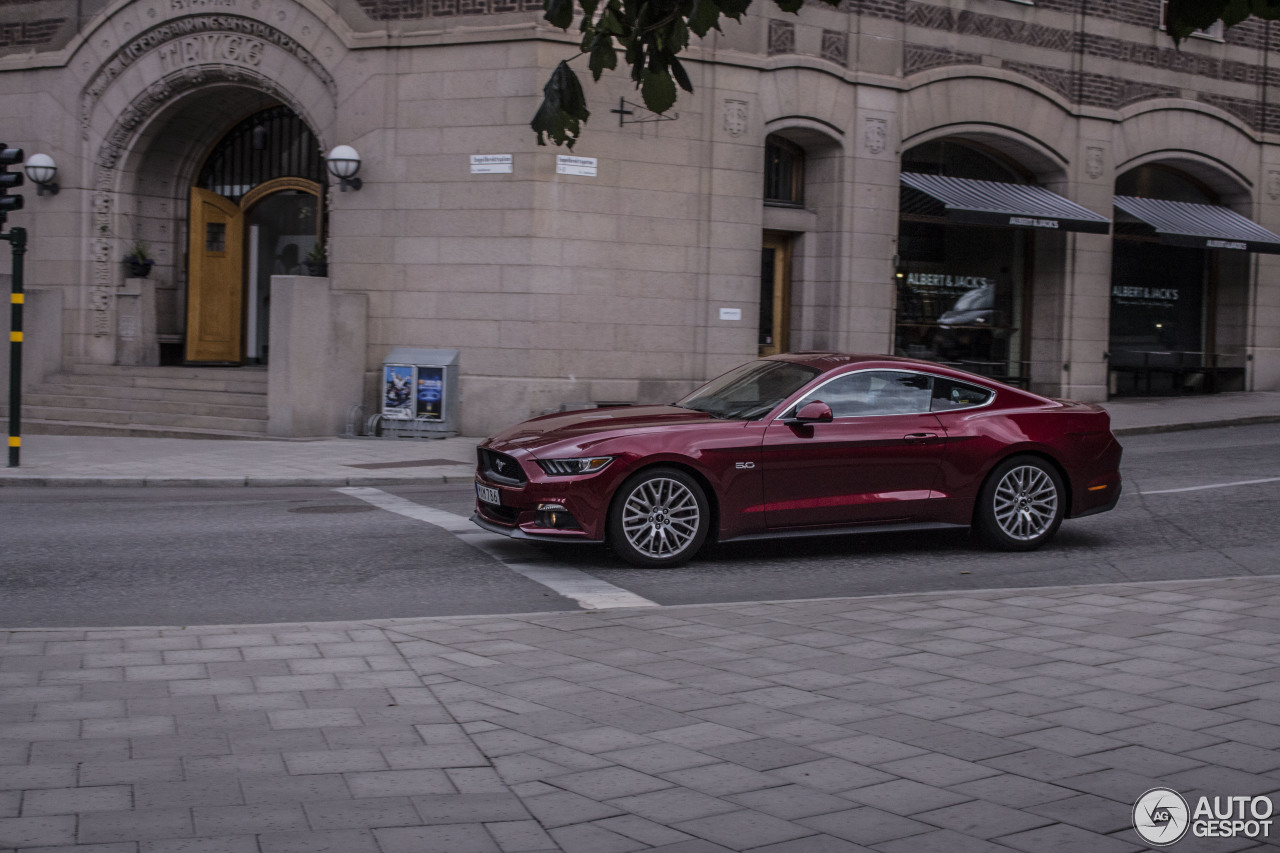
top-left (478, 448), bottom-right (527, 485)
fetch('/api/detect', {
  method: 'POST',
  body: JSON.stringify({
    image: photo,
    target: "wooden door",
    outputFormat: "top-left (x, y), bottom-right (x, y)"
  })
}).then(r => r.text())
top-left (759, 232), bottom-right (792, 357)
top-left (185, 188), bottom-right (245, 363)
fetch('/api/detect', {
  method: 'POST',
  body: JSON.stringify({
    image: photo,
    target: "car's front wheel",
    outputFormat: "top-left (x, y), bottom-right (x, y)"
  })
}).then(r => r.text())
top-left (976, 455), bottom-right (1065, 551)
top-left (608, 467), bottom-right (710, 567)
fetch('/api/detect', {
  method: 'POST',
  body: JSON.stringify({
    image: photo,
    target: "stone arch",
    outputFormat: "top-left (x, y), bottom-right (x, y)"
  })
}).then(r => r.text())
top-left (72, 10), bottom-right (339, 352)
top-left (1114, 105), bottom-right (1258, 209)
top-left (901, 72), bottom-right (1076, 184)
top-left (757, 68), bottom-right (854, 137)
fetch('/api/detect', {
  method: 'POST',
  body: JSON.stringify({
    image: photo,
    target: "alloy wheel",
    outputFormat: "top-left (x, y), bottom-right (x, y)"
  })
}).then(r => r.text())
top-left (992, 464), bottom-right (1060, 541)
top-left (620, 476), bottom-right (702, 559)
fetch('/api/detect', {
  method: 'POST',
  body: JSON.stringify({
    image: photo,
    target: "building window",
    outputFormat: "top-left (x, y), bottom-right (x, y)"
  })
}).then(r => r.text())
top-left (764, 136), bottom-right (805, 206)
top-left (205, 222), bottom-right (226, 253)
top-left (197, 106), bottom-right (327, 203)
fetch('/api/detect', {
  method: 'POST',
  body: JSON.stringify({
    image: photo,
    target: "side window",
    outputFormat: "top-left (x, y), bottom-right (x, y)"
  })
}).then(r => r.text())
top-left (795, 371), bottom-right (933, 418)
top-left (931, 377), bottom-right (994, 411)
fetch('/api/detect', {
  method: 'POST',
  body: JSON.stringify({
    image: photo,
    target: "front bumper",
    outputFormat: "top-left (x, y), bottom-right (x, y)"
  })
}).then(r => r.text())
top-left (472, 465), bottom-right (616, 541)
top-left (471, 512), bottom-right (602, 543)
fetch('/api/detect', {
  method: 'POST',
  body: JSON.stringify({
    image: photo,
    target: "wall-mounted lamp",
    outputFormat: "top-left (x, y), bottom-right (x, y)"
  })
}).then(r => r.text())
top-left (326, 145), bottom-right (362, 192)
top-left (24, 153), bottom-right (58, 196)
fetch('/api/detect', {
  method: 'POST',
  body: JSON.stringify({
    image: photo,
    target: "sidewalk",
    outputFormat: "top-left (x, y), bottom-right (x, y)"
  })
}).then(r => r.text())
top-left (3, 576), bottom-right (1280, 852)
top-left (2, 390), bottom-right (1279, 488)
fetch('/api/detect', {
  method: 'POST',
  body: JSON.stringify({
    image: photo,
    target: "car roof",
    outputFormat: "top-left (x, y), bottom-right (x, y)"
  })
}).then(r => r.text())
top-left (767, 352), bottom-right (940, 370)
top-left (765, 352), bottom-right (1050, 401)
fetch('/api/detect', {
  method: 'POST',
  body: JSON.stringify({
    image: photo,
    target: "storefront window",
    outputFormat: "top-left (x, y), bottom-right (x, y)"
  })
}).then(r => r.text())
top-left (896, 140), bottom-right (1029, 384)
top-left (1108, 241), bottom-right (1205, 393)
top-left (1109, 164), bottom-right (1221, 396)
top-left (895, 220), bottom-right (1026, 382)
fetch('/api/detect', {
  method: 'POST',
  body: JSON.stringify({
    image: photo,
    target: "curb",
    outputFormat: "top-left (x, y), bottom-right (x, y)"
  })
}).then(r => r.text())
top-left (1112, 414), bottom-right (1280, 436)
top-left (0, 473), bottom-right (477, 488)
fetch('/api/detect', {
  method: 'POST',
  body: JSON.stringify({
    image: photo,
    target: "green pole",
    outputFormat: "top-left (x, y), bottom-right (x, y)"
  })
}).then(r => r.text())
top-left (6, 226), bottom-right (25, 467)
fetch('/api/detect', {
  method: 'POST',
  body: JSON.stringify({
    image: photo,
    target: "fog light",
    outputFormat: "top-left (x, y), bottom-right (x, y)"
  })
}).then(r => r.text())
top-left (536, 503), bottom-right (581, 529)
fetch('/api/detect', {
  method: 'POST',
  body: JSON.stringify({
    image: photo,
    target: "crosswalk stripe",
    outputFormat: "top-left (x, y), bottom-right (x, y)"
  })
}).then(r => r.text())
top-left (336, 486), bottom-right (658, 610)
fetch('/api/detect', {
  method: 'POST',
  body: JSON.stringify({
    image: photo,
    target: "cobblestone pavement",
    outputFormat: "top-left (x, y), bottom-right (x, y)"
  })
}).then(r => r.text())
top-left (4, 576), bottom-right (1280, 852)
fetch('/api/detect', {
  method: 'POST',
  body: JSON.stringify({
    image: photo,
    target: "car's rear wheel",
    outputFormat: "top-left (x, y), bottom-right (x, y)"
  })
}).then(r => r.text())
top-left (608, 467), bottom-right (709, 567)
top-left (976, 455), bottom-right (1064, 551)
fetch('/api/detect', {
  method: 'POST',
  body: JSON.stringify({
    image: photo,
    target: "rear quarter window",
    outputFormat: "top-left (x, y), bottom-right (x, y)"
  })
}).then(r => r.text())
top-left (932, 378), bottom-right (994, 411)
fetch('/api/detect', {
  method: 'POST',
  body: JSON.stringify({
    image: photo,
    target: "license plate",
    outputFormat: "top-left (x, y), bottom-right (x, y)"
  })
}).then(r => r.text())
top-left (476, 482), bottom-right (501, 505)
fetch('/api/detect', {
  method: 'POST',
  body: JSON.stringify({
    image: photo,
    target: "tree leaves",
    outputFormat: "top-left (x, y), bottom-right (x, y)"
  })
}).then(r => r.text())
top-left (641, 68), bottom-right (678, 113)
top-left (531, 60), bottom-right (591, 148)
top-left (1164, 0), bottom-right (1280, 42)
top-left (530, 0), bottom-right (857, 146)
top-left (544, 0), bottom-right (575, 30)
top-left (534, 0), bottom-right (1280, 147)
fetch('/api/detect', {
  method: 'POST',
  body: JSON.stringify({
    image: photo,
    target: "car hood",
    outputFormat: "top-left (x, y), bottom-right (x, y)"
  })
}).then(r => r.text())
top-left (482, 405), bottom-right (729, 455)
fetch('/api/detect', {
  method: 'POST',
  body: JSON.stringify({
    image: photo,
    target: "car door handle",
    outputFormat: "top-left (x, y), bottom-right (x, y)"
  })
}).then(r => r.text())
top-left (903, 432), bottom-right (939, 443)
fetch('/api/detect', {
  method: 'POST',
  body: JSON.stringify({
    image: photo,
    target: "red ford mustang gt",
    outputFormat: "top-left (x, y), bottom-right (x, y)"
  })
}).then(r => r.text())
top-left (472, 353), bottom-right (1122, 567)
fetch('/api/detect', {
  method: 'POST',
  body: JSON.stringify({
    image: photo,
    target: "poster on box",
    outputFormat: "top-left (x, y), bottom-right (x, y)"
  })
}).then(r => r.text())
top-left (382, 365), bottom-right (415, 419)
top-left (416, 366), bottom-right (445, 420)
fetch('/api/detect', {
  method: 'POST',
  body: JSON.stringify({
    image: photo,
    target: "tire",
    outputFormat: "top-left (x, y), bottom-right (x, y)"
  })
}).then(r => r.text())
top-left (608, 467), bottom-right (710, 568)
top-left (975, 455), bottom-right (1065, 551)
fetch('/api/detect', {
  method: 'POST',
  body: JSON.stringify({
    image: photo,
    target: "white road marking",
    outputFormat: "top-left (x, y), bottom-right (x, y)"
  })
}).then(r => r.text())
top-left (1141, 476), bottom-right (1280, 495)
top-left (336, 486), bottom-right (658, 610)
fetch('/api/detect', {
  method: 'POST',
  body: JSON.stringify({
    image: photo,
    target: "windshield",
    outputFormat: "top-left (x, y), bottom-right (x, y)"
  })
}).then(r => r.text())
top-left (676, 360), bottom-right (821, 420)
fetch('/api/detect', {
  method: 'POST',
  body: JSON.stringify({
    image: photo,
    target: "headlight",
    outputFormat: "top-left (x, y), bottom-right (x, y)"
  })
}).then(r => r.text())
top-left (536, 457), bottom-right (615, 476)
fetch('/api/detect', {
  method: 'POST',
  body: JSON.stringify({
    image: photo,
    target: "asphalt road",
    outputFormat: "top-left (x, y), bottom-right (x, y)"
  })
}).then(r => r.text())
top-left (2, 422), bottom-right (1278, 628)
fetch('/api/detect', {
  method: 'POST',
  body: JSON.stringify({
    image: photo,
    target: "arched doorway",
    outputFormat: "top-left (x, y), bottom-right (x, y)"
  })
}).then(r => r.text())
top-left (759, 127), bottom-right (844, 356)
top-left (761, 135), bottom-right (803, 357)
top-left (185, 106), bottom-right (327, 364)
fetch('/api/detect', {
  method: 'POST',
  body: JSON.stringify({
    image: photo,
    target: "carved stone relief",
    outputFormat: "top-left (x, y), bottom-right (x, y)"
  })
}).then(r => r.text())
top-left (1086, 146), bottom-right (1104, 180)
top-left (767, 19), bottom-right (795, 56)
top-left (723, 100), bottom-right (748, 138)
top-left (864, 117), bottom-right (888, 155)
top-left (821, 29), bottom-right (848, 66)
top-left (81, 15), bottom-right (336, 135)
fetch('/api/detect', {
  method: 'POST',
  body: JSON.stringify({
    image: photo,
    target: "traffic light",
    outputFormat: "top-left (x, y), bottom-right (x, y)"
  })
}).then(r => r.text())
top-left (0, 146), bottom-right (23, 223)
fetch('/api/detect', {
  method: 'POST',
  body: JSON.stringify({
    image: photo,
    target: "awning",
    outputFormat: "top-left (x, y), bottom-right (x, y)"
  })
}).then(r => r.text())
top-left (900, 173), bottom-right (1112, 234)
top-left (1113, 196), bottom-right (1280, 254)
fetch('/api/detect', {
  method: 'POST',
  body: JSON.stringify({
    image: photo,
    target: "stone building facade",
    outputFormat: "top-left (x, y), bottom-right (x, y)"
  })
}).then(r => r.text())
top-left (2, 0), bottom-right (1280, 436)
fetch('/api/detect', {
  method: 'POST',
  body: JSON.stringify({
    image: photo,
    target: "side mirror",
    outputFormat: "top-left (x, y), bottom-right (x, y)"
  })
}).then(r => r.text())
top-left (787, 400), bottom-right (833, 425)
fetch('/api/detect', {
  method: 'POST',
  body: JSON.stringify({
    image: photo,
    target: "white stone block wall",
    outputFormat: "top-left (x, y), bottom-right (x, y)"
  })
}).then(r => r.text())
top-left (3, 0), bottom-right (1280, 434)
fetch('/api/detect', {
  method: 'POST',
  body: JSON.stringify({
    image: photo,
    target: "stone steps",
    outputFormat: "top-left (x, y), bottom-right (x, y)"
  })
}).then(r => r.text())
top-left (3, 364), bottom-right (271, 439)
top-left (23, 383), bottom-right (267, 411)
